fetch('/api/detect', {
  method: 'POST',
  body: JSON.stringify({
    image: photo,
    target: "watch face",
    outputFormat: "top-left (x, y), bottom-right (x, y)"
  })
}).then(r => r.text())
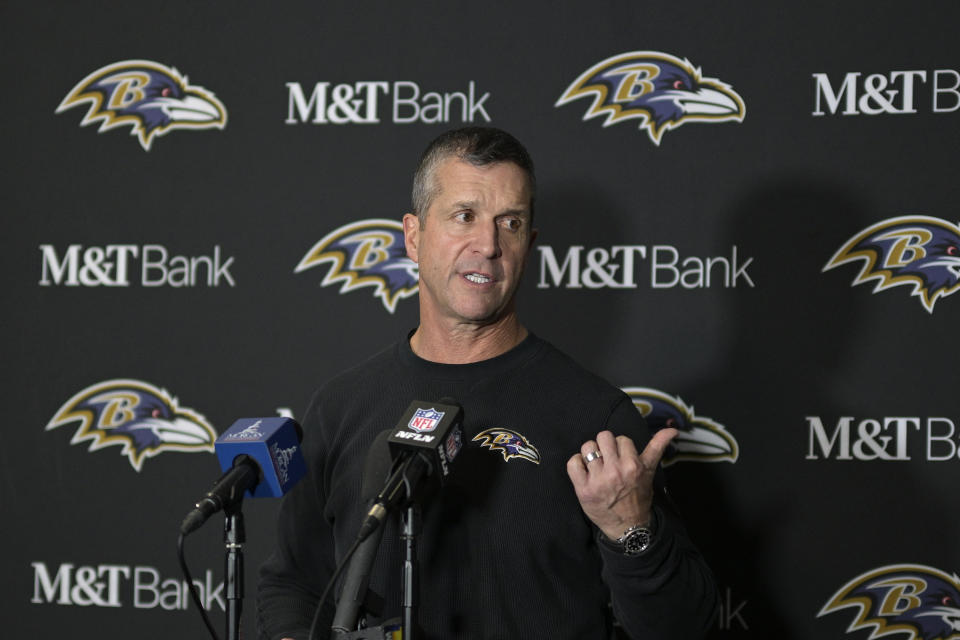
top-left (622, 528), bottom-right (652, 555)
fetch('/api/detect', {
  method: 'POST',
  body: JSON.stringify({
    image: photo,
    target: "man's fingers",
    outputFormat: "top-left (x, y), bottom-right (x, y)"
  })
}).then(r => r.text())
top-left (580, 439), bottom-right (600, 458)
top-left (566, 453), bottom-right (589, 486)
top-left (641, 428), bottom-right (678, 468)
top-left (615, 434), bottom-right (639, 459)
top-left (573, 429), bottom-right (676, 486)
top-left (580, 438), bottom-right (605, 470)
top-left (596, 430), bottom-right (619, 461)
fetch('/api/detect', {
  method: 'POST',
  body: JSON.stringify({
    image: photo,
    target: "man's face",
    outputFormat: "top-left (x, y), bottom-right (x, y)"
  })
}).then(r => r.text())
top-left (403, 157), bottom-right (535, 328)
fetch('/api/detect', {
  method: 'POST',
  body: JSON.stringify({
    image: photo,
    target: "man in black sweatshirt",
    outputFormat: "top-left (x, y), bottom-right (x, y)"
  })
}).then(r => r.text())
top-left (257, 127), bottom-right (718, 639)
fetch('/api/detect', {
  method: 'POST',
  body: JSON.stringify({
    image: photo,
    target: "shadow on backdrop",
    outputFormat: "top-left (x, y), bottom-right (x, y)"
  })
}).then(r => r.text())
top-left (663, 178), bottom-right (872, 638)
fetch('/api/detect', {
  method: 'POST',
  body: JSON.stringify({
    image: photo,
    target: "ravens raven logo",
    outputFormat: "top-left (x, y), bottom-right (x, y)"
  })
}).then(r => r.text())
top-left (56, 59), bottom-right (227, 151)
top-left (819, 564), bottom-right (960, 640)
top-left (295, 218), bottom-right (419, 313)
top-left (46, 379), bottom-right (217, 471)
top-left (556, 51), bottom-right (745, 145)
top-left (623, 387), bottom-right (738, 466)
top-left (473, 428), bottom-right (541, 464)
top-left (824, 215), bottom-right (960, 313)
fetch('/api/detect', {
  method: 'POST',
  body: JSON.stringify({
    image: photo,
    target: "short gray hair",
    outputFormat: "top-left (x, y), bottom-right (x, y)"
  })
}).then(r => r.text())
top-left (411, 127), bottom-right (536, 224)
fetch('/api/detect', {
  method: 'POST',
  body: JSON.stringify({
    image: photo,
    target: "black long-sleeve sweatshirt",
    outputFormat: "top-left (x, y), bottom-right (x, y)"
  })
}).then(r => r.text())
top-left (257, 333), bottom-right (718, 639)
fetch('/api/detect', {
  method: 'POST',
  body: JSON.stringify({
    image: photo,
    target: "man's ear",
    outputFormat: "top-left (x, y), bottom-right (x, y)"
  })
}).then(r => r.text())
top-left (402, 213), bottom-right (420, 262)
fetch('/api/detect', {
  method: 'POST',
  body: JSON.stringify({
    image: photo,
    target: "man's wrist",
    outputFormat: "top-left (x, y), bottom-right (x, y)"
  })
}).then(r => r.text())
top-left (599, 507), bottom-right (659, 555)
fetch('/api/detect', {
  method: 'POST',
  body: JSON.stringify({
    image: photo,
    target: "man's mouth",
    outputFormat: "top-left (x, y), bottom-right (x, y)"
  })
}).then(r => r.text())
top-left (464, 272), bottom-right (492, 284)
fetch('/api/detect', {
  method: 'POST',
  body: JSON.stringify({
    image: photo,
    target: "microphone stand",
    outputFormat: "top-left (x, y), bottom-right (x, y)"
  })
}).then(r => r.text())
top-left (402, 503), bottom-right (421, 640)
top-left (331, 466), bottom-right (425, 639)
top-left (223, 500), bottom-right (245, 640)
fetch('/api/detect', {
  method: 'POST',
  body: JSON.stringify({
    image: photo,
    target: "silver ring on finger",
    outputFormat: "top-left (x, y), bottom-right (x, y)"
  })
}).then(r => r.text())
top-left (583, 450), bottom-right (602, 465)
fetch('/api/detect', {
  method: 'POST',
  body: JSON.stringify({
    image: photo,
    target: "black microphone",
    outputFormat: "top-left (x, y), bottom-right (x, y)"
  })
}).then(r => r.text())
top-left (331, 430), bottom-right (395, 633)
top-left (356, 399), bottom-right (465, 542)
top-left (180, 417), bottom-right (306, 535)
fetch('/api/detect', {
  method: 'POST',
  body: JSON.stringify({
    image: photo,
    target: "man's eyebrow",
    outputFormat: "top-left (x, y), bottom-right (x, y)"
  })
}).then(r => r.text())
top-left (448, 201), bottom-right (530, 219)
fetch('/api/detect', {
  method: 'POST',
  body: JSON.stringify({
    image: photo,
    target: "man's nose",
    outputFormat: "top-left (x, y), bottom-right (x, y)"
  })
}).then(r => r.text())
top-left (472, 220), bottom-right (501, 258)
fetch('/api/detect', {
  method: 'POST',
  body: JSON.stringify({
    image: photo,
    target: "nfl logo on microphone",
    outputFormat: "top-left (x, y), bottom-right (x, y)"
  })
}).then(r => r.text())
top-left (409, 408), bottom-right (444, 433)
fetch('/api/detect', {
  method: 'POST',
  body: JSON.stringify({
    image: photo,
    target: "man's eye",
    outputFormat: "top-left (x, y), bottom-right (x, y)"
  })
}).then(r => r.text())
top-left (455, 211), bottom-right (473, 222)
top-left (501, 218), bottom-right (522, 231)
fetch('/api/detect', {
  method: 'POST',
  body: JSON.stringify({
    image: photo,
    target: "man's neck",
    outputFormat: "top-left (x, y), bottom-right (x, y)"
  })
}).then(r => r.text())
top-left (409, 315), bottom-right (529, 364)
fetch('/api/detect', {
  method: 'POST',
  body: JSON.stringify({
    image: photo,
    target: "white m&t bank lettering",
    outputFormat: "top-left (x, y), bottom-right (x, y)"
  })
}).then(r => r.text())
top-left (39, 244), bottom-right (235, 287)
top-left (805, 416), bottom-right (960, 461)
top-left (133, 567), bottom-right (224, 611)
top-left (537, 245), bottom-right (754, 289)
top-left (31, 561), bottom-right (225, 610)
top-left (38, 245), bottom-right (138, 286)
top-left (649, 246), bottom-right (754, 289)
top-left (31, 563), bottom-right (128, 607)
top-left (285, 81), bottom-right (491, 125)
top-left (812, 69), bottom-right (960, 115)
top-left (538, 246), bottom-right (646, 289)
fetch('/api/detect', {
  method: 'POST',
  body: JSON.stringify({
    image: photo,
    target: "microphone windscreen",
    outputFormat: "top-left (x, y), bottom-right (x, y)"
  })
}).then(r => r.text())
top-left (387, 399), bottom-right (465, 485)
top-left (215, 417), bottom-right (306, 499)
top-left (361, 430), bottom-right (395, 503)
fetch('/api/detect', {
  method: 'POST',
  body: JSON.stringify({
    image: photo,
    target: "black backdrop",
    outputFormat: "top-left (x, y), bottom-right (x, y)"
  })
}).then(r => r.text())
top-left (4, 1), bottom-right (958, 638)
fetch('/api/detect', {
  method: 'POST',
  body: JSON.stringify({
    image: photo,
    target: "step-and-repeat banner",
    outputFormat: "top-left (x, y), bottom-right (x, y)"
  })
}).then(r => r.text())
top-left (4, 2), bottom-right (957, 638)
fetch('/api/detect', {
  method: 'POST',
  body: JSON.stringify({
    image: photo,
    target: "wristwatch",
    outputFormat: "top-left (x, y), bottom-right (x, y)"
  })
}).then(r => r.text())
top-left (608, 508), bottom-right (658, 556)
top-left (616, 523), bottom-right (653, 555)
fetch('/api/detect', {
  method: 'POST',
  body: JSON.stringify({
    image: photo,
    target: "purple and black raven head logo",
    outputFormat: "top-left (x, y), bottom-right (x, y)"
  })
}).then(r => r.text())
top-left (473, 428), bottom-right (541, 464)
top-left (56, 59), bottom-right (227, 151)
top-left (820, 564), bottom-right (960, 640)
top-left (556, 51), bottom-right (745, 145)
top-left (46, 379), bottom-right (217, 471)
top-left (623, 387), bottom-right (738, 466)
top-left (295, 218), bottom-right (419, 314)
top-left (824, 215), bottom-right (960, 313)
